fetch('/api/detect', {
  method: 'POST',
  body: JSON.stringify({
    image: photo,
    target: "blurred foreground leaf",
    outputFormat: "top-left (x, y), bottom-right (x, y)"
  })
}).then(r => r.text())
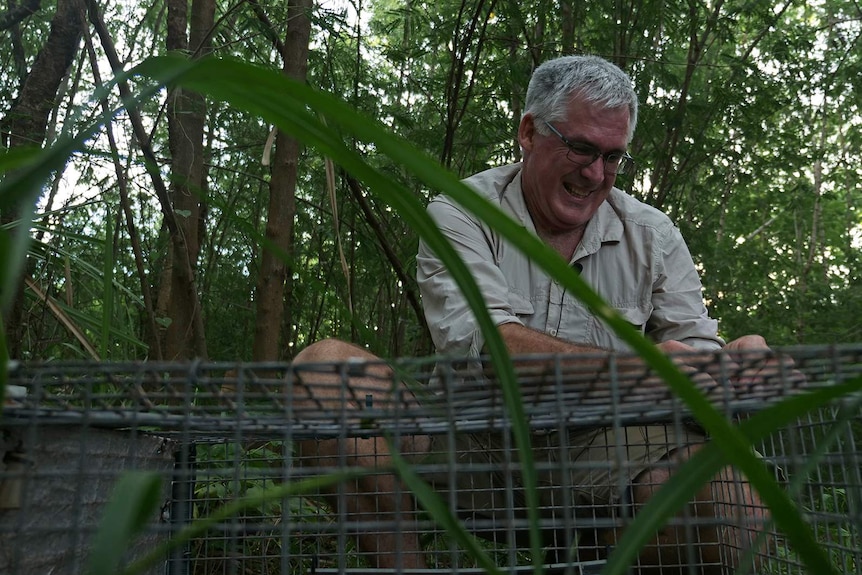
top-left (5, 52), bottom-right (855, 575)
top-left (85, 472), bottom-right (162, 575)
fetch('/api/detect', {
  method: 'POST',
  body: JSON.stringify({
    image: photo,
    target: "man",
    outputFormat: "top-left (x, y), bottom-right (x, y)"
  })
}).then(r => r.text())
top-left (293, 55), bottom-right (778, 574)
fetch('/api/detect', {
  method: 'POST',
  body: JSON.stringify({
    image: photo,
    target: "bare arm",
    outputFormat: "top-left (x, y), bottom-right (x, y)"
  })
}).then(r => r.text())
top-left (501, 322), bottom-right (721, 359)
top-left (498, 323), bottom-right (606, 362)
top-left (500, 322), bottom-right (702, 366)
top-left (497, 322), bottom-right (700, 383)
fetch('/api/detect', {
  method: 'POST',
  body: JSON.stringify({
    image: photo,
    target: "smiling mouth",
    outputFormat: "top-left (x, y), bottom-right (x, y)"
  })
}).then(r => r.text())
top-left (563, 182), bottom-right (592, 199)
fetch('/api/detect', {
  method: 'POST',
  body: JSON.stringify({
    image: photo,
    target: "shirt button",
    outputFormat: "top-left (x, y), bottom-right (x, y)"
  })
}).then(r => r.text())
top-left (549, 328), bottom-right (558, 336)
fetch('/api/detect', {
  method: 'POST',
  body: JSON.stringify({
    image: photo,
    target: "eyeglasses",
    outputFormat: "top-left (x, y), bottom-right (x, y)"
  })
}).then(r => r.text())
top-left (544, 122), bottom-right (635, 175)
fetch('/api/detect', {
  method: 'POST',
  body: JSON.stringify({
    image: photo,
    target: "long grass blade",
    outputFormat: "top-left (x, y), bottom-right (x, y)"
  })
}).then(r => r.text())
top-left (6, 52), bottom-right (854, 575)
top-left (127, 54), bottom-right (544, 569)
top-left (130, 55), bottom-right (840, 574)
top-left (24, 277), bottom-right (100, 359)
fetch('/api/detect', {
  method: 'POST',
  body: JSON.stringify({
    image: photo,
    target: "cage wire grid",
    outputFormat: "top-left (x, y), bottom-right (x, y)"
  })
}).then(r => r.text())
top-left (0, 344), bottom-right (861, 575)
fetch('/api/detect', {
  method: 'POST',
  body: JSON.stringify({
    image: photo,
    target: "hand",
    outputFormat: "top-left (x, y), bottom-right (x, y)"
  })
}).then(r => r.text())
top-left (655, 340), bottom-right (722, 395)
top-left (722, 335), bottom-right (806, 392)
top-left (655, 338), bottom-right (794, 400)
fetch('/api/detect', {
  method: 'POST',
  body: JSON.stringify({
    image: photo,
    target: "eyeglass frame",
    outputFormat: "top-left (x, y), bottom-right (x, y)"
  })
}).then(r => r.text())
top-left (543, 121), bottom-right (635, 175)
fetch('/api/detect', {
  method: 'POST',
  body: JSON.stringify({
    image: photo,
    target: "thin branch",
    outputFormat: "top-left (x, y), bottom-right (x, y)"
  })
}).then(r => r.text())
top-left (82, 20), bottom-right (163, 359)
top-left (246, 0), bottom-right (286, 58)
top-left (0, 0), bottom-right (40, 32)
top-left (344, 173), bottom-right (428, 336)
top-left (743, 214), bottom-right (779, 244)
top-left (25, 277), bottom-right (100, 360)
top-left (86, 0), bottom-right (179, 237)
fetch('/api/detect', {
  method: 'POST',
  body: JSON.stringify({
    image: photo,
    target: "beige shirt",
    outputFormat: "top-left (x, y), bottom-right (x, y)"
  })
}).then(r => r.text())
top-left (416, 163), bottom-right (724, 357)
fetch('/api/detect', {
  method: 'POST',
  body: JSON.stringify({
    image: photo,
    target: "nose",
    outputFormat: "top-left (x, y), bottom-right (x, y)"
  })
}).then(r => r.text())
top-left (580, 156), bottom-right (608, 182)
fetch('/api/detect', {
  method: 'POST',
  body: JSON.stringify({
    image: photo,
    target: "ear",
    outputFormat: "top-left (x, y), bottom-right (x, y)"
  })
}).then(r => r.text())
top-left (518, 113), bottom-right (537, 153)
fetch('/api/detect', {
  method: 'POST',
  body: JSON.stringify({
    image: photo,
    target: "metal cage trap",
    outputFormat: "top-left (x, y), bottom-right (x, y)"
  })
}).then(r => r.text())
top-left (1, 344), bottom-right (861, 575)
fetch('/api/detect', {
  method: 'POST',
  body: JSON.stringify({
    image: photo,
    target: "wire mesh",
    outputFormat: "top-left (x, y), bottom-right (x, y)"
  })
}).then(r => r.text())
top-left (1, 344), bottom-right (861, 575)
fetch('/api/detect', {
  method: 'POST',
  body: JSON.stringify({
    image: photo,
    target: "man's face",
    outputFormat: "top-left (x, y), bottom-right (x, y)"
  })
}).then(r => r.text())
top-left (519, 97), bottom-right (631, 236)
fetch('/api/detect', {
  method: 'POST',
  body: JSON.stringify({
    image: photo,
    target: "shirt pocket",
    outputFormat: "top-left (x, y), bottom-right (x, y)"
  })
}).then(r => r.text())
top-left (592, 302), bottom-right (654, 351)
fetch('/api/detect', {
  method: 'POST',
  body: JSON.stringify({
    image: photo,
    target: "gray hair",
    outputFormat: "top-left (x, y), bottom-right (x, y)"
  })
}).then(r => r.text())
top-left (523, 55), bottom-right (638, 143)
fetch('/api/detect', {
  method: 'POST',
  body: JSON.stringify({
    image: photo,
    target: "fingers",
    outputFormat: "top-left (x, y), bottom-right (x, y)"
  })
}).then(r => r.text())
top-left (683, 345), bottom-right (807, 403)
top-left (724, 349), bottom-right (807, 392)
top-left (653, 342), bottom-right (721, 394)
top-left (658, 338), bottom-right (807, 401)
top-left (723, 334), bottom-right (769, 353)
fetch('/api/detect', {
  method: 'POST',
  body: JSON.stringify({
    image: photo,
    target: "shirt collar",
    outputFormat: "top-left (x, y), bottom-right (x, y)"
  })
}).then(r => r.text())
top-left (578, 190), bottom-right (624, 257)
top-left (503, 165), bottom-right (625, 258)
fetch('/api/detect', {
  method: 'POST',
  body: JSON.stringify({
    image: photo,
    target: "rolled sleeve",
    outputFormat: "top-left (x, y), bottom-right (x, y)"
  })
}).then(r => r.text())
top-left (648, 226), bottom-right (724, 350)
top-left (416, 196), bottom-right (522, 357)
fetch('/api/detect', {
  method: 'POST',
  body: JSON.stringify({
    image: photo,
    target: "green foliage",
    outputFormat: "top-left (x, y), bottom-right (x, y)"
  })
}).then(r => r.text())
top-left (4, 0), bottom-right (859, 360)
top-left (40, 53), bottom-right (852, 575)
top-left (190, 441), bottom-right (333, 573)
top-left (2, 1), bottom-right (861, 573)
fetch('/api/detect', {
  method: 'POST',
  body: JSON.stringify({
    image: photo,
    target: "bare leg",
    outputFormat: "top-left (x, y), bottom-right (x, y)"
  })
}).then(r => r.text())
top-left (291, 339), bottom-right (431, 569)
top-left (603, 444), bottom-right (770, 575)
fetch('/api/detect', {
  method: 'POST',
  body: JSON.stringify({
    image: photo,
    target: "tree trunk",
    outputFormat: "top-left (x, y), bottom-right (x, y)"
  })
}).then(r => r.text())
top-left (161, 0), bottom-right (214, 360)
top-left (560, 0), bottom-right (575, 54)
top-left (0, 0), bottom-right (83, 358)
top-left (251, 0), bottom-right (312, 362)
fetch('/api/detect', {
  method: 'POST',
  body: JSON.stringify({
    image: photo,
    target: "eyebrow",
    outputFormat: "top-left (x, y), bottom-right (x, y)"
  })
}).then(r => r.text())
top-left (565, 136), bottom-right (627, 156)
top-left (546, 122), bottom-right (627, 155)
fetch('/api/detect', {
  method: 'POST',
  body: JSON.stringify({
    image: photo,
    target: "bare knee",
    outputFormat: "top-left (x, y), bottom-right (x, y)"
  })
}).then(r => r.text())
top-left (628, 444), bottom-right (769, 575)
top-left (707, 464), bottom-right (771, 567)
top-left (294, 338), bottom-right (377, 364)
top-left (630, 443), bottom-right (706, 504)
top-left (625, 444), bottom-right (717, 573)
top-left (291, 339), bottom-right (392, 405)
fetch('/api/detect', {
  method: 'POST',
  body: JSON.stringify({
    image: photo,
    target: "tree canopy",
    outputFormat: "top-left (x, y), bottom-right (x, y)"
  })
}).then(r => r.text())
top-left (2, 0), bottom-right (860, 362)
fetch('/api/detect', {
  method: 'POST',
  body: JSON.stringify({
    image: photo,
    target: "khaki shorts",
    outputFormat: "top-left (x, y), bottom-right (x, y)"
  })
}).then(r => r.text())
top-left (418, 424), bottom-right (706, 522)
